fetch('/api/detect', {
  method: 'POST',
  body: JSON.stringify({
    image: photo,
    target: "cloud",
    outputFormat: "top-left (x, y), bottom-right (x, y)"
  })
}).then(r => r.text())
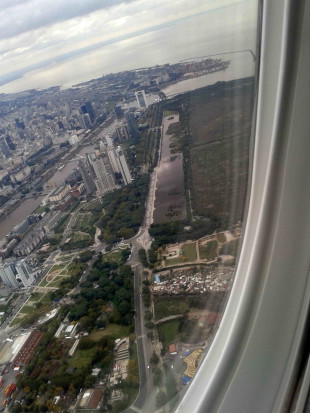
top-left (0, 0), bottom-right (258, 92)
top-left (0, 0), bottom-right (133, 40)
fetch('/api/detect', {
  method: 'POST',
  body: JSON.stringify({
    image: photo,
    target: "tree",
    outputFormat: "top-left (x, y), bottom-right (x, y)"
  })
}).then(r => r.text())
top-left (153, 371), bottom-right (162, 386)
top-left (144, 310), bottom-right (153, 321)
top-left (156, 390), bottom-right (168, 408)
top-left (150, 351), bottom-right (159, 365)
top-left (95, 319), bottom-right (106, 329)
top-left (78, 316), bottom-right (94, 332)
top-left (147, 331), bottom-right (154, 340)
top-left (138, 248), bottom-right (149, 267)
top-left (78, 337), bottom-right (96, 350)
top-left (127, 359), bottom-right (139, 385)
top-left (84, 374), bottom-right (96, 387)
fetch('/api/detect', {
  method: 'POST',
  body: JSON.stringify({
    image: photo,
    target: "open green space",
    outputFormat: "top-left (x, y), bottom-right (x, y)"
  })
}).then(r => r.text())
top-left (72, 213), bottom-right (93, 231)
top-left (163, 78), bottom-right (254, 225)
top-left (199, 240), bottom-right (218, 260)
top-left (58, 256), bottom-right (73, 263)
top-left (30, 292), bottom-right (45, 301)
top-left (182, 242), bottom-right (197, 261)
top-left (164, 256), bottom-right (186, 266)
top-left (54, 213), bottom-right (71, 234)
top-left (71, 232), bottom-right (91, 242)
top-left (155, 299), bottom-right (188, 320)
top-left (10, 316), bottom-right (25, 326)
top-left (97, 174), bottom-right (150, 244)
top-left (164, 110), bottom-right (178, 117)
top-left (158, 320), bottom-right (180, 351)
top-left (38, 277), bottom-right (49, 287)
top-left (48, 276), bottom-right (64, 288)
top-left (34, 205), bottom-right (49, 214)
top-left (80, 200), bottom-right (103, 212)
top-left (216, 232), bottom-right (227, 243)
top-left (220, 239), bottom-right (239, 256)
top-left (101, 249), bottom-right (122, 265)
top-left (69, 347), bottom-right (98, 368)
top-left (88, 324), bottom-right (130, 341)
top-left (19, 305), bottom-right (34, 315)
top-left (39, 293), bottom-right (52, 305)
top-left (163, 242), bottom-right (198, 265)
top-left (50, 264), bottom-right (66, 272)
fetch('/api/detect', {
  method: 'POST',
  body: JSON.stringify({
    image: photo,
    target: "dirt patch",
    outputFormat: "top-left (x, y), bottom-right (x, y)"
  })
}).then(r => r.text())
top-left (46, 270), bottom-right (59, 282)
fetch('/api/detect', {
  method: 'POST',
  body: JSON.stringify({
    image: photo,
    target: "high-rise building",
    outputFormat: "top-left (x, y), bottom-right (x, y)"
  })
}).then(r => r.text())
top-left (115, 146), bottom-right (132, 185)
top-left (104, 134), bottom-right (132, 185)
top-left (15, 119), bottom-right (25, 129)
top-left (5, 136), bottom-right (16, 151)
top-left (15, 259), bottom-right (36, 287)
top-left (114, 105), bottom-right (124, 118)
top-left (124, 112), bottom-right (140, 141)
top-left (0, 262), bottom-right (19, 288)
top-left (92, 156), bottom-right (116, 196)
top-left (81, 101), bottom-right (95, 123)
top-left (0, 138), bottom-right (11, 158)
top-left (135, 90), bottom-right (148, 108)
top-left (106, 145), bottom-right (120, 175)
top-left (81, 113), bottom-right (92, 130)
top-left (78, 159), bottom-right (96, 195)
top-left (115, 123), bottom-right (130, 141)
top-left (0, 259), bottom-right (37, 288)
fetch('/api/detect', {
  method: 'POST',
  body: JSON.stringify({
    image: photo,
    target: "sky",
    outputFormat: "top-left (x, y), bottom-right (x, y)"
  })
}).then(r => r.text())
top-left (0, 0), bottom-right (258, 94)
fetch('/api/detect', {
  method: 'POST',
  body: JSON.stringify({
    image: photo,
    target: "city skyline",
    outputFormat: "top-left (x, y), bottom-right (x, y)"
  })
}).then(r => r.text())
top-left (0, 0), bottom-right (257, 94)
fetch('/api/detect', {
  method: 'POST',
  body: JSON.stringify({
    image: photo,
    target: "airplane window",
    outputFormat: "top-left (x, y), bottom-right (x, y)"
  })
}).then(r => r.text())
top-left (0, 0), bottom-right (258, 411)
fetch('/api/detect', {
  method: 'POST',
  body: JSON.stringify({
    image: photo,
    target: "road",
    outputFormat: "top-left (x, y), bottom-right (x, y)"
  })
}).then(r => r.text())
top-left (0, 112), bottom-right (162, 411)
top-left (123, 120), bottom-right (164, 412)
top-left (123, 263), bottom-right (156, 413)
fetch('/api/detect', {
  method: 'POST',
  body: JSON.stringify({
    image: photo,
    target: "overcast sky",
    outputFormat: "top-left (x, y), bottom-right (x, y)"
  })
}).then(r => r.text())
top-left (0, 0), bottom-right (258, 93)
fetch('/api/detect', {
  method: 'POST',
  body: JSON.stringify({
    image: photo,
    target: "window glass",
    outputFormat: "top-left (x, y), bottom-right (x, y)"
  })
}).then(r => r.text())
top-left (0, 1), bottom-right (258, 411)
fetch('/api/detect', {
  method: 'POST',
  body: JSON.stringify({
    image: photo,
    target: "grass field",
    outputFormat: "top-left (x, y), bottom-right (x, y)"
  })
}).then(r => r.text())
top-left (216, 232), bottom-right (227, 243)
top-left (190, 135), bottom-right (249, 224)
top-left (182, 243), bottom-right (197, 261)
top-left (164, 110), bottom-right (178, 117)
top-left (39, 294), bottom-right (52, 305)
top-left (48, 276), bottom-right (64, 288)
top-left (19, 306), bottom-right (34, 315)
top-left (220, 239), bottom-right (239, 256)
top-left (88, 324), bottom-right (130, 341)
top-left (30, 292), bottom-right (45, 301)
top-left (164, 242), bottom-right (197, 266)
top-left (80, 200), bottom-right (103, 212)
top-left (158, 320), bottom-right (180, 351)
top-left (34, 205), bottom-right (48, 214)
top-left (102, 250), bottom-right (122, 265)
top-left (38, 278), bottom-right (48, 287)
top-left (69, 347), bottom-right (98, 368)
top-left (178, 79), bottom-right (254, 224)
top-left (199, 240), bottom-right (218, 260)
top-left (164, 256), bottom-right (186, 266)
top-left (72, 212), bottom-right (92, 231)
top-left (10, 316), bottom-right (26, 326)
top-left (71, 232), bottom-right (91, 242)
top-left (154, 299), bottom-right (188, 320)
